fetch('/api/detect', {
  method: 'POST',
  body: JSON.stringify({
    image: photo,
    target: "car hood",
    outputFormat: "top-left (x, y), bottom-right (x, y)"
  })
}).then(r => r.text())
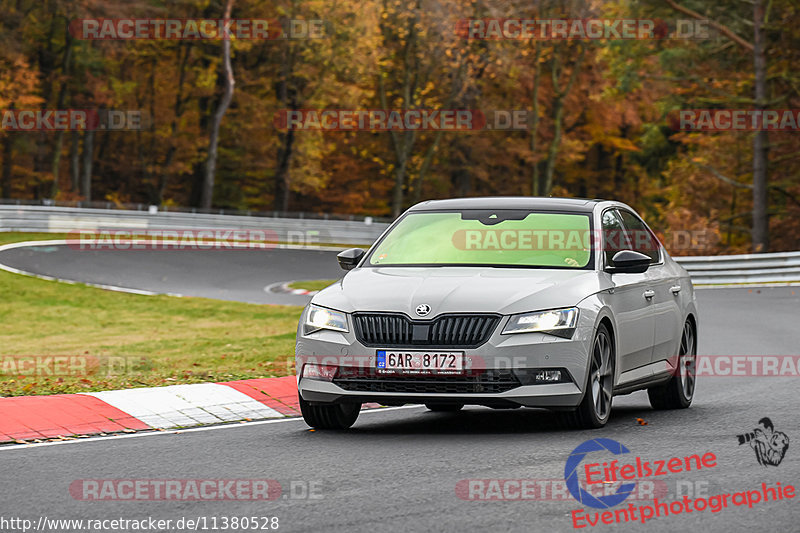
top-left (312, 267), bottom-right (607, 316)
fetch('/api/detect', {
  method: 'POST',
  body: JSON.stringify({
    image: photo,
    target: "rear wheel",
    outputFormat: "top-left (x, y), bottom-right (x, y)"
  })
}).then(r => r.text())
top-left (299, 395), bottom-right (361, 429)
top-left (562, 323), bottom-right (614, 429)
top-left (648, 320), bottom-right (696, 410)
top-left (425, 403), bottom-right (464, 412)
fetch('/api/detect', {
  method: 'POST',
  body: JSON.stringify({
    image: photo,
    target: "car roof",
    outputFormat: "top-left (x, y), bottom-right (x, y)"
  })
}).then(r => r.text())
top-left (408, 197), bottom-right (601, 213)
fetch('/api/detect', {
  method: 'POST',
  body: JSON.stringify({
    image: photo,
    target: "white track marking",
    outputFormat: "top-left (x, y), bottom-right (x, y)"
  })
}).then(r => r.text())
top-left (0, 405), bottom-right (424, 452)
top-left (84, 383), bottom-right (283, 429)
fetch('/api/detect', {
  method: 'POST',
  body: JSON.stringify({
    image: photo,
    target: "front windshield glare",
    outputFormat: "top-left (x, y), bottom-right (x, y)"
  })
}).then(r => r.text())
top-left (368, 211), bottom-right (592, 268)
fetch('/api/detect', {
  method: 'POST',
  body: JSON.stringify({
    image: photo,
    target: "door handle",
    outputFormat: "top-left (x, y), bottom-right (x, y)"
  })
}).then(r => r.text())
top-left (643, 289), bottom-right (655, 300)
top-left (670, 285), bottom-right (682, 295)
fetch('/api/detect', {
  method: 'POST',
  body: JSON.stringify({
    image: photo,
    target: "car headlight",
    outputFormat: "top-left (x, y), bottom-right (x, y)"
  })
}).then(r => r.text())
top-left (304, 304), bottom-right (349, 334)
top-left (502, 308), bottom-right (579, 338)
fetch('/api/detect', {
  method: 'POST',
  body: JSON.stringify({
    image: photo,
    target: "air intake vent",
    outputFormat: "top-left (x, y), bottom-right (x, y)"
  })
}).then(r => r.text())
top-left (334, 368), bottom-right (520, 394)
top-left (353, 313), bottom-right (499, 348)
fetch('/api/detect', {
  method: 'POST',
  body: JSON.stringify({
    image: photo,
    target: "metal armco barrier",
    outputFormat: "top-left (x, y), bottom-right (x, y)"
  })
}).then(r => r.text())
top-left (674, 252), bottom-right (800, 285)
top-left (2, 205), bottom-right (799, 285)
top-left (0, 205), bottom-right (390, 246)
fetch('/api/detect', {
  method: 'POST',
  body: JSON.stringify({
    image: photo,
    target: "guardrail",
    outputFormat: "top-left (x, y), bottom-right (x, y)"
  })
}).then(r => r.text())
top-left (674, 252), bottom-right (800, 285)
top-left (0, 198), bottom-right (392, 223)
top-left (2, 205), bottom-right (799, 285)
top-left (0, 205), bottom-right (390, 246)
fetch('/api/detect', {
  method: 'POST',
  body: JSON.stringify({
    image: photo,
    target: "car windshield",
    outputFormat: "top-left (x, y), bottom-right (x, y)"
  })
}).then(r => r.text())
top-left (367, 210), bottom-right (593, 268)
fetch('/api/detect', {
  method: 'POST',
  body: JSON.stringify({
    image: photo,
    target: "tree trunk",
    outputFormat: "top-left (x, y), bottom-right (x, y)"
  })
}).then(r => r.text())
top-left (1, 134), bottom-right (12, 198)
top-left (202, 0), bottom-right (236, 209)
top-left (33, 7), bottom-right (58, 189)
top-left (81, 129), bottom-right (94, 201)
top-left (752, 0), bottom-right (769, 252)
top-left (70, 131), bottom-right (80, 193)
top-left (542, 44), bottom-right (585, 195)
top-left (158, 43), bottom-right (193, 204)
top-left (379, 73), bottom-right (416, 218)
top-left (543, 98), bottom-right (565, 195)
top-left (273, 129), bottom-right (294, 212)
top-left (49, 29), bottom-right (73, 198)
top-left (529, 42), bottom-right (542, 196)
top-left (412, 129), bottom-right (443, 204)
top-left (379, 2), bottom-right (420, 218)
top-left (189, 96), bottom-right (211, 207)
top-left (273, 17), bottom-right (297, 213)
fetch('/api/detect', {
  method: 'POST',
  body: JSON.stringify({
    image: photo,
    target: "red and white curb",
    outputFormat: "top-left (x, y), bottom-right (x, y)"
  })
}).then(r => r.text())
top-left (0, 377), bottom-right (376, 444)
top-left (263, 280), bottom-right (320, 296)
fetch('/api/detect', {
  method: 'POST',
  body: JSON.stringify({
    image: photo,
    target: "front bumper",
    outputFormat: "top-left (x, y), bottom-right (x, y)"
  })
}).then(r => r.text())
top-left (300, 379), bottom-right (583, 409)
top-left (296, 313), bottom-right (595, 409)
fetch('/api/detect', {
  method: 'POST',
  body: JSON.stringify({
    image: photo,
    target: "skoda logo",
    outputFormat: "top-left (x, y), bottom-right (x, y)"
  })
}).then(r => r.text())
top-left (415, 304), bottom-right (431, 317)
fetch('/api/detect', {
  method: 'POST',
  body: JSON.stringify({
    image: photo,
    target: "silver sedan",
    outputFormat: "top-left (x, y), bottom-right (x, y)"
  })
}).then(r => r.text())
top-left (296, 197), bottom-right (698, 429)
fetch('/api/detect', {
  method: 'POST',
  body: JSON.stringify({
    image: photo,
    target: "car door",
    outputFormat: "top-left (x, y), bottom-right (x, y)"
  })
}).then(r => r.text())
top-left (617, 209), bottom-right (682, 366)
top-left (601, 208), bottom-right (655, 378)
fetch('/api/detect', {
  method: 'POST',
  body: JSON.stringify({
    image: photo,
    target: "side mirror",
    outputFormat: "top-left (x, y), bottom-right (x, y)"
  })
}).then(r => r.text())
top-left (606, 250), bottom-right (651, 274)
top-left (337, 248), bottom-right (366, 271)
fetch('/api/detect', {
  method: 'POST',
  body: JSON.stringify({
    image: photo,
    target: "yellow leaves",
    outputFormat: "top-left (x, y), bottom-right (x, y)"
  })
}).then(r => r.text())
top-left (604, 137), bottom-right (640, 153)
top-left (0, 55), bottom-right (43, 108)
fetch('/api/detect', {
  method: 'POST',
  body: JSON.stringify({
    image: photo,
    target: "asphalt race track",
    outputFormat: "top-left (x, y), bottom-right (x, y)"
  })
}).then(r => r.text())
top-left (0, 243), bottom-right (343, 305)
top-left (1, 244), bottom-right (798, 532)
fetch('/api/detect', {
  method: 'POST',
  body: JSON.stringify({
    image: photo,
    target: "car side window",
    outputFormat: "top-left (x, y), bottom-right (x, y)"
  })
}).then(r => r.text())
top-left (601, 209), bottom-right (626, 266)
top-left (617, 210), bottom-right (660, 263)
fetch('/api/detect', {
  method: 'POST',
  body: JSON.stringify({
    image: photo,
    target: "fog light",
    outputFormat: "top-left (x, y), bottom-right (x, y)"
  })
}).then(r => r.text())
top-left (513, 368), bottom-right (571, 385)
top-left (535, 370), bottom-right (562, 382)
top-left (302, 363), bottom-right (338, 381)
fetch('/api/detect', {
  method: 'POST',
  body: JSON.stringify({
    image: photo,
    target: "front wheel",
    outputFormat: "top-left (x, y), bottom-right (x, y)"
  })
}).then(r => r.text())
top-left (648, 320), bottom-right (696, 410)
top-left (299, 395), bottom-right (361, 429)
top-left (561, 323), bottom-right (614, 429)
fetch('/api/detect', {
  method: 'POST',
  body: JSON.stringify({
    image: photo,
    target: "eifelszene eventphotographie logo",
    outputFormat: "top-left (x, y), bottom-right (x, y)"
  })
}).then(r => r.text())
top-left (564, 438), bottom-right (718, 509)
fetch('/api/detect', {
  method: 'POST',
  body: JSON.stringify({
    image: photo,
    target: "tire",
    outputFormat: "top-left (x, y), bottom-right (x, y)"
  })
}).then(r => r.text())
top-left (561, 323), bottom-right (614, 429)
top-left (425, 403), bottom-right (464, 412)
top-left (299, 395), bottom-right (361, 429)
top-left (648, 320), bottom-right (696, 410)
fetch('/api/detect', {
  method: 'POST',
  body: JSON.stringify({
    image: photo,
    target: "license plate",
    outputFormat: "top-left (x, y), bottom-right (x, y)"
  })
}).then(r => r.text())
top-left (376, 350), bottom-right (464, 374)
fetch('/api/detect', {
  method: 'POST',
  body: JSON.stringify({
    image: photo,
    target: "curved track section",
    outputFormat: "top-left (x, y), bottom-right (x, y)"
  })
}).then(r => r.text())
top-left (0, 241), bottom-right (343, 305)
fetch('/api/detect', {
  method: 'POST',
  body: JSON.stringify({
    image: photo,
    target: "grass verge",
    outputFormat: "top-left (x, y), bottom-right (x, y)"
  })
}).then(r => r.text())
top-left (0, 232), bottom-right (301, 396)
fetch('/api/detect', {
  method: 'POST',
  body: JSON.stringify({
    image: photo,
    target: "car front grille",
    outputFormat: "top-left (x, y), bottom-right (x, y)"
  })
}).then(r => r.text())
top-left (333, 367), bottom-right (520, 394)
top-left (352, 313), bottom-right (499, 348)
